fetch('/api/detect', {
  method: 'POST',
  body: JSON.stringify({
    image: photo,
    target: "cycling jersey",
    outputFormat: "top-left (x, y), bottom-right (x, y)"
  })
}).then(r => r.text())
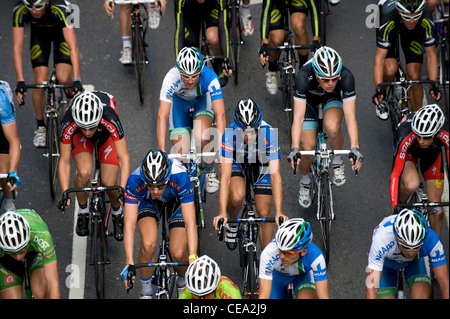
top-left (259, 239), bottom-right (327, 282)
top-left (261, 0), bottom-right (320, 41)
top-left (124, 159), bottom-right (194, 206)
top-left (0, 209), bottom-right (57, 289)
top-left (179, 275), bottom-right (242, 299)
top-left (377, 0), bottom-right (435, 64)
top-left (367, 214), bottom-right (447, 272)
top-left (0, 81), bottom-right (16, 154)
top-left (60, 91), bottom-right (125, 145)
top-left (13, 0), bottom-right (74, 68)
top-left (221, 121), bottom-right (280, 195)
top-left (390, 113), bottom-right (449, 207)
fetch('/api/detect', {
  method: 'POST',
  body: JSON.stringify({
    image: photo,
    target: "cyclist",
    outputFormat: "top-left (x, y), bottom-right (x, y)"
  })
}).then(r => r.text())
top-left (104, 0), bottom-right (168, 64)
top-left (213, 99), bottom-right (287, 250)
top-left (58, 91), bottom-right (130, 241)
top-left (288, 46), bottom-right (363, 209)
top-left (0, 81), bottom-right (21, 213)
top-left (13, 0), bottom-right (82, 148)
top-left (372, 0), bottom-right (441, 119)
top-left (390, 104), bottom-right (449, 236)
top-left (157, 46), bottom-right (225, 194)
top-left (366, 208), bottom-right (449, 299)
top-left (121, 150), bottom-right (198, 298)
top-left (180, 255), bottom-right (242, 299)
top-left (259, 218), bottom-right (329, 299)
top-left (0, 209), bottom-right (60, 299)
top-left (174, 0), bottom-right (233, 87)
top-left (258, 0), bottom-right (321, 95)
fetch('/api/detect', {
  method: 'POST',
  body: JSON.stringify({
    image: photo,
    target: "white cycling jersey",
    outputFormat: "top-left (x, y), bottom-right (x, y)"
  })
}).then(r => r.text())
top-left (367, 215), bottom-right (447, 272)
top-left (159, 66), bottom-right (223, 103)
top-left (259, 240), bottom-right (328, 282)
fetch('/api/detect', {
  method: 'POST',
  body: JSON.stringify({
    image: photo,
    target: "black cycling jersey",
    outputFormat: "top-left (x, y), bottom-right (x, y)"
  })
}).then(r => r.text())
top-left (294, 61), bottom-right (356, 109)
top-left (376, 0), bottom-right (435, 64)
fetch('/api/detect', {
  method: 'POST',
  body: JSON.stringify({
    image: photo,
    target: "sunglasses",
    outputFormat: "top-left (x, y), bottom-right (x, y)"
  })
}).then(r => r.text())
top-left (25, 3), bottom-right (46, 10)
top-left (146, 181), bottom-right (168, 190)
top-left (180, 72), bottom-right (200, 81)
top-left (279, 249), bottom-right (300, 256)
top-left (398, 241), bottom-right (422, 251)
top-left (399, 11), bottom-right (423, 21)
top-left (317, 75), bottom-right (340, 83)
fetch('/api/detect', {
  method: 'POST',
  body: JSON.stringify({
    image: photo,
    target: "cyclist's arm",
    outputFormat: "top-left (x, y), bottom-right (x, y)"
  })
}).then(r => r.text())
top-left (269, 159), bottom-right (284, 222)
top-left (123, 202), bottom-right (138, 266)
top-left (12, 26), bottom-right (25, 103)
top-left (258, 278), bottom-right (272, 299)
top-left (114, 138), bottom-right (131, 190)
top-left (373, 47), bottom-right (388, 101)
top-left (211, 99), bottom-right (226, 143)
top-left (433, 264), bottom-right (449, 299)
top-left (157, 99), bottom-right (171, 152)
top-left (2, 122), bottom-right (21, 175)
top-left (58, 142), bottom-right (72, 194)
top-left (365, 268), bottom-right (381, 299)
top-left (315, 279), bottom-right (330, 299)
top-left (424, 45), bottom-right (440, 99)
top-left (342, 98), bottom-right (362, 169)
top-left (290, 99), bottom-right (307, 168)
top-left (62, 26), bottom-right (81, 80)
top-left (215, 155), bottom-right (232, 229)
top-left (43, 260), bottom-right (60, 299)
top-left (181, 201), bottom-right (198, 262)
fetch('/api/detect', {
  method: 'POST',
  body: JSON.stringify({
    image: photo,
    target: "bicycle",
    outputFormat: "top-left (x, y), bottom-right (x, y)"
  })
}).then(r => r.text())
top-left (216, 164), bottom-right (277, 299)
top-left (228, 0), bottom-right (243, 85)
top-left (433, 2), bottom-right (449, 115)
top-left (317, 0), bottom-right (331, 45)
top-left (294, 102), bottom-right (357, 264)
top-left (24, 71), bottom-right (71, 200)
top-left (60, 141), bottom-right (124, 299)
top-left (110, 0), bottom-right (159, 104)
top-left (126, 201), bottom-right (189, 299)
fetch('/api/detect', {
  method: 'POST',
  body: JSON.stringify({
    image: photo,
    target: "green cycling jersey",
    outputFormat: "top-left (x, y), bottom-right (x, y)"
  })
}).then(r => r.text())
top-left (179, 275), bottom-right (242, 299)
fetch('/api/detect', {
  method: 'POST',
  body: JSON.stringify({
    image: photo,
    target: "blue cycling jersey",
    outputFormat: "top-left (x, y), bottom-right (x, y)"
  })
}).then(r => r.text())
top-left (0, 81), bottom-right (15, 125)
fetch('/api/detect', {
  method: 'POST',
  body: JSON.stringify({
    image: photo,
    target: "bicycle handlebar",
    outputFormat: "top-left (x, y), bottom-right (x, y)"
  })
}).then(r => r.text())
top-left (168, 151), bottom-right (217, 161)
top-left (62, 185), bottom-right (124, 198)
top-left (25, 83), bottom-right (73, 90)
top-left (376, 79), bottom-right (436, 92)
top-left (394, 201), bottom-right (450, 214)
top-left (110, 0), bottom-right (157, 4)
top-left (293, 150), bottom-right (359, 176)
top-left (216, 216), bottom-right (279, 241)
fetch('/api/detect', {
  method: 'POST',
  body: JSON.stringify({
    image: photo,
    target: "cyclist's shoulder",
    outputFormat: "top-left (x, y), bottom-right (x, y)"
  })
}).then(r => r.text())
top-left (216, 276), bottom-right (242, 299)
top-left (13, 209), bottom-right (50, 233)
top-left (379, 0), bottom-right (398, 17)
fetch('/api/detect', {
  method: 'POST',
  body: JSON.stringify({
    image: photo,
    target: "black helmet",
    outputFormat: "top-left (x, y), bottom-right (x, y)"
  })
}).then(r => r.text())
top-left (233, 98), bottom-right (263, 129)
top-left (140, 150), bottom-right (172, 185)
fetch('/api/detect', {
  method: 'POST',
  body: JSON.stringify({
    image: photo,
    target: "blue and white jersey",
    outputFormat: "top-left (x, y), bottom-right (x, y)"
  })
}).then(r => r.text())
top-left (367, 215), bottom-right (447, 271)
top-left (159, 65), bottom-right (223, 103)
top-left (0, 81), bottom-right (16, 125)
top-left (221, 121), bottom-right (280, 165)
top-left (124, 158), bottom-right (194, 205)
top-left (259, 240), bottom-right (328, 282)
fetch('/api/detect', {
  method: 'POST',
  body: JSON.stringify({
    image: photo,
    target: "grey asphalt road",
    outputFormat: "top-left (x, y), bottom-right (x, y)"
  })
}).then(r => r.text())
top-left (0, 0), bottom-right (448, 301)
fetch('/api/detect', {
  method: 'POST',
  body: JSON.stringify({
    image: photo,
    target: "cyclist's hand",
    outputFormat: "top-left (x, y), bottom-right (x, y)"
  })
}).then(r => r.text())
top-left (57, 195), bottom-right (71, 211)
top-left (258, 43), bottom-right (269, 66)
top-left (104, 0), bottom-right (114, 16)
top-left (372, 91), bottom-right (384, 105)
top-left (429, 84), bottom-right (441, 101)
top-left (15, 81), bottom-right (27, 105)
top-left (72, 79), bottom-right (83, 95)
top-left (349, 147), bottom-right (363, 172)
top-left (213, 215), bottom-right (228, 231)
top-left (222, 59), bottom-right (233, 77)
top-left (157, 0), bottom-right (167, 15)
top-left (120, 264), bottom-right (136, 290)
top-left (287, 147), bottom-right (301, 170)
top-left (276, 214), bottom-right (288, 226)
top-left (6, 171), bottom-right (21, 191)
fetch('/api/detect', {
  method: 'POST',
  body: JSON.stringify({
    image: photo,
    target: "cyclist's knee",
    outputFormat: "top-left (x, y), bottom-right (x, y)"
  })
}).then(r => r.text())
top-left (140, 240), bottom-right (157, 257)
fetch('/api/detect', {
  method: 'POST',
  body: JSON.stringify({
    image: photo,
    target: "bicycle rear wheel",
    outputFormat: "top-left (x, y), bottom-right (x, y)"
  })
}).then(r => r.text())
top-left (230, 2), bottom-right (240, 85)
top-left (46, 115), bottom-right (60, 200)
top-left (132, 22), bottom-right (146, 104)
top-left (318, 173), bottom-right (332, 264)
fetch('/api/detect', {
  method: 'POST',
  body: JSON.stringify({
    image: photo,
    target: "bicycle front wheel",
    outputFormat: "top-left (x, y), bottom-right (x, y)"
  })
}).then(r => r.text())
top-left (243, 245), bottom-right (258, 299)
top-left (92, 217), bottom-right (107, 299)
top-left (230, 2), bottom-right (240, 85)
top-left (318, 0), bottom-right (328, 45)
top-left (193, 184), bottom-right (204, 255)
top-left (46, 115), bottom-right (60, 200)
top-left (318, 173), bottom-right (332, 264)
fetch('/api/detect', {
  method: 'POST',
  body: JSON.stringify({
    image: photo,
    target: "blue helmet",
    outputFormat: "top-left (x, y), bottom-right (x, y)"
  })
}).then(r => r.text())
top-left (140, 150), bottom-right (172, 185)
top-left (233, 98), bottom-right (263, 129)
top-left (275, 218), bottom-right (312, 252)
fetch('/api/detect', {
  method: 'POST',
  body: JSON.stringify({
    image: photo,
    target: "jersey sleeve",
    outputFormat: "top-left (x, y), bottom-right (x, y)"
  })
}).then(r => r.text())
top-left (0, 82), bottom-right (16, 125)
top-left (124, 168), bottom-right (145, 204)
top-left (258, 241), bottom-right (278, 280)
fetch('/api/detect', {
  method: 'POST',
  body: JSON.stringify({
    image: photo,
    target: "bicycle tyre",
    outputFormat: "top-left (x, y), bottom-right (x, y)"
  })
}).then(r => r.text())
top-left (92, 217), bottom-right (106, 299)
top-left (244, 245), bottom-right (258, 299)
top-left (439, 40), bottom-right (449, 116)
top-left (47, 115), bottom-right (60, 200)
top-left (318, 0), bottom-right (328, 45)
top-left (285, 70), bottom-right (295, 128)
top-left (230, 2), bottom-right (240, 85)
top-left (319, 173), bottom-right (331, 264)
top-left (133, 23), bottom-right (145, 104)
top-left (193, 184), bottom-right (203, 255)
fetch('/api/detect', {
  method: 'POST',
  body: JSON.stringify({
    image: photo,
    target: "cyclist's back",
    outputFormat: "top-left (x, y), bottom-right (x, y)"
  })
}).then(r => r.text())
top-left (179, 275), bottom-right (242, 299)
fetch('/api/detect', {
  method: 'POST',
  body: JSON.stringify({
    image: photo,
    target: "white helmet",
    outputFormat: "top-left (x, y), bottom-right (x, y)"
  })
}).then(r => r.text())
top-left (394, 209), bottom-right (428, 248)
top-left (395, 0), bottom-right (426, 13)
top-left (185, 255), bottom-right (221, 296)
top-left (412, 104), bottom-right (445, 138)
top-left (23, 0), bottom-right (47, 9)
top-left (176, 47), bottom-right (203, 75)
top-left (275, 218), bottom-right (312, 252)
top-left (0, 211), bottom-right (31, 253)
top-left (71, 91), bottom-right (103, 129)
top-left (312, 46), bottom-right (342, 78)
